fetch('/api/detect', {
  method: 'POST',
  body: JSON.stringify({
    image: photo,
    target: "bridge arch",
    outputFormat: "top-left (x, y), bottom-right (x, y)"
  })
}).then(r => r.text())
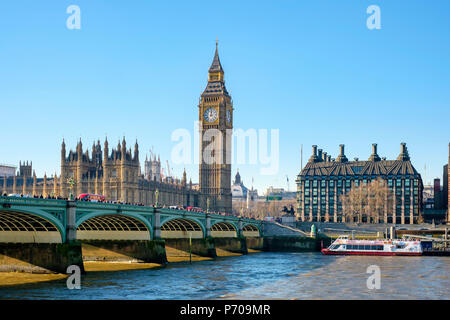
top-left (160, 217), bottom-right (204, 239)
top-left (211, 222), bottom-right (237, 238)
top-left (76, 212), bottom-right (152, 240)
top-left (242, 223), bottom-right (260, 237)
top-left (0, 209), bottom-right (64, 243)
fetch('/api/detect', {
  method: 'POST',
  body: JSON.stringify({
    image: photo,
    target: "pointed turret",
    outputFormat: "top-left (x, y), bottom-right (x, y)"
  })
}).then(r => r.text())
top-left (209, 39), bottom-right (224, 73)
top-left (203, 40), bottom-right (228, 96)
top-left (61, 139), bottom-right (66, 162)
top-left (182, 168), bottom-right (187, 186)
top-left (43, 173), bottom-right (48, 197)
top-left (122, 136), bottom-right (127, 156)
top-left (92, 141), bottom-right (96, 158)
top-left (76, 138), bottom-right (83, 160)
top-left (104, 137), bottom-right (109, 162)
top-left (234, 169), bottom-right (241, 185)
top-left (133, 139), bottom-right (139, 162)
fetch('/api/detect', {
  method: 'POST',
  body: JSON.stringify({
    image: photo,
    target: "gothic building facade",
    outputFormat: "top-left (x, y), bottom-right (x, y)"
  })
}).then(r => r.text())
top-left (59, 138), bottom-right (199, 206)
top-left (1, 139), bottom-right (200, 208)
top-left (296, 143), bottom-right (424, 224)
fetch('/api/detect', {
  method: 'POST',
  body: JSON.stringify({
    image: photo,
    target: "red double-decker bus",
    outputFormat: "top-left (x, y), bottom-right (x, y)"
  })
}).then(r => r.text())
top-left (186, 206), bottom-right (203, 212)
top-left (78, 193), bottom-right (105, 202)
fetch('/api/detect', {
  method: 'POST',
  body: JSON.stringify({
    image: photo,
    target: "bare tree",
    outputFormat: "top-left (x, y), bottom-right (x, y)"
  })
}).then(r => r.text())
top-left (232, 198), bottom-right (296, 219)
top-left (341, 179), bottom-right (393, 223)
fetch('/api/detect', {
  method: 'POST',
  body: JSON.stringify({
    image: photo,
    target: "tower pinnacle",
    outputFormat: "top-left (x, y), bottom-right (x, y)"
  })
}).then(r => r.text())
top-left (209, 39), bottom-right (224, 73)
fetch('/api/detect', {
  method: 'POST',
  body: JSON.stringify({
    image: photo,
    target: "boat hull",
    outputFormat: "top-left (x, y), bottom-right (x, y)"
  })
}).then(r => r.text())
top-left (321, 249), bottom-right (422, 256)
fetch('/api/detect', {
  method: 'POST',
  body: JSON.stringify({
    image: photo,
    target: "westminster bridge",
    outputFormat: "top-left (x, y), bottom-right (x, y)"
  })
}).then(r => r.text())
top-left (0, 196), bottom-right (286, 273)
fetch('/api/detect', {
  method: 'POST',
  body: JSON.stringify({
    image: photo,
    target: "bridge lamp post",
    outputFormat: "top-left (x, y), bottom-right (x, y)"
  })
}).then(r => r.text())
top-left (206, 198), bottom-right (210, 213)
top-left (155, 189), bottom-right (159, 207)
top-left (67, 177), bottom-right (75, 201)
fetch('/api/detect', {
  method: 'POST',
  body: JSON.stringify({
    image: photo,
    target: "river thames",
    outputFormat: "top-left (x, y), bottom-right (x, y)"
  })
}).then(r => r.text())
top-left (1, 252), bottom-right (448, 299)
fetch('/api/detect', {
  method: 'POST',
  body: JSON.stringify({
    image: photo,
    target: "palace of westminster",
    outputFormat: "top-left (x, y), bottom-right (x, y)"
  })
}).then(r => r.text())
top-left (1, 43), bottom-right (233, 212)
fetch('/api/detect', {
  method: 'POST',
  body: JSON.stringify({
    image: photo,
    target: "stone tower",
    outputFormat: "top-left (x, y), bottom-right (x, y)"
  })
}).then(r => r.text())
top-left (199, 41), bottom-right (233, 213)
top-left (144, 154), bottom-right (161, 182)
top-left (19, 161), bottom-right (32, 177)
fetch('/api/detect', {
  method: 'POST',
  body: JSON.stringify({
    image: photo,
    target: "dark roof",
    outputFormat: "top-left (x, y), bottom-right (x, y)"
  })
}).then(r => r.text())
top-left (299, 159), bottom-right (420, 178)
top-left (202, 43), bottom-right (229, 96)
top-left (202, 81), bottom-right (229, 96)
top-left (209, 43), bottom-right (224, 73)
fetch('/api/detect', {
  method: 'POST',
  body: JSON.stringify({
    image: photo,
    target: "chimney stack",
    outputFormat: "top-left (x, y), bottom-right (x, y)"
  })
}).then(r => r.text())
top-left (336, 144), bottom-right (348, 163)
top-left (397, 142), bottom-right (410, 161)
top-left (309, 145), bottom-right (319, 162)
top-left (369, 143), bottom-right (381, 161)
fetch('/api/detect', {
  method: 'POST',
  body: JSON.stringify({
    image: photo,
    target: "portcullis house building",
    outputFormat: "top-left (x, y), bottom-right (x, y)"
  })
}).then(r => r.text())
top-left (296, 143), bottom-right (423, 224)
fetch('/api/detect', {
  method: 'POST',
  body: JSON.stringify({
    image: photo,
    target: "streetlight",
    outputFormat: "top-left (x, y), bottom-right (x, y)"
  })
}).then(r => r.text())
top-left (154, 188), bottom-right (159, 207)
top-left (67, 177), bottom-right (75, 200)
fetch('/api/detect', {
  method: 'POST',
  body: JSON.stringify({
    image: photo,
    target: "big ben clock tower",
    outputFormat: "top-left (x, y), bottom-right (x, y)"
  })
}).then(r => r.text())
top-left (199, 41), bottom-right (233, 213)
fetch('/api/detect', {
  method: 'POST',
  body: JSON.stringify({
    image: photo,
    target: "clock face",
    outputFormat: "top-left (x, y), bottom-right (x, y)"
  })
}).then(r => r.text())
top-left (226, 109), bottom-right (232, 123)
top-left (204, 108), bottom-right (218, 123)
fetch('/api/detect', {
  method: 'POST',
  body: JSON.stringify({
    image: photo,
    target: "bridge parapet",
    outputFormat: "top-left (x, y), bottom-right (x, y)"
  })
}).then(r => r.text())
top-left (0, 196), bottom-right (67, 208)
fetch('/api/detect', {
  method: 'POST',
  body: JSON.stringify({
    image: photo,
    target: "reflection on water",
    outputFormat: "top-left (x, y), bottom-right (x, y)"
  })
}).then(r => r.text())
top-left (1, 253), bottom-right (449, 300)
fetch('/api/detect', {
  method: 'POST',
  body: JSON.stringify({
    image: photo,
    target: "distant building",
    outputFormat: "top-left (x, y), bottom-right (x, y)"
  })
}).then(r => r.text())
top-left (231, 171), bottom-right (248, 198)
top-left (0, 165), bottom-right (16, 178)
top-left (423, 184), bottom-right (435, 209)
top-left (144, 154), bottom-right (161, 182)
top-left (246, 188), bottom-right (258, 208)
top-left (447, 143), bottom-right (450, 222)
top-left (433, 178), bottom-right (444, 209)
top-left (296, 143), bottom-right (423, 224)
top-left (265, 186), bottom-right (284, 197)
top-left (264, 186), bottom-right (296, 200)
top-left (444, 164), bottom-right (448, 211)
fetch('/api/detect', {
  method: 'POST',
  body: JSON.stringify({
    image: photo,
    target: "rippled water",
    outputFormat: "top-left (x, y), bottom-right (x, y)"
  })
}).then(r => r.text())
top-left (1, 253), bottom-right (449, 300)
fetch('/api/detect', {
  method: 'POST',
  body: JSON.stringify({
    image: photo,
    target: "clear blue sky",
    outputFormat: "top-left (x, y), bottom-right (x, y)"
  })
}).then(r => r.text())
top-left (0, 0), bottom-right (449, 192)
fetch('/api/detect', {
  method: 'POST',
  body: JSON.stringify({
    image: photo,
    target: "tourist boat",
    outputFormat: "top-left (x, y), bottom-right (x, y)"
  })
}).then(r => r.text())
top-left (321, 235), bottom-right (422, 256)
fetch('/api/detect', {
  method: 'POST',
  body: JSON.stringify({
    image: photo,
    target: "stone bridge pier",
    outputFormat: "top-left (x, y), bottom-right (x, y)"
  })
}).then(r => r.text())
top-left (0, 200), bottom-right (85, 274)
